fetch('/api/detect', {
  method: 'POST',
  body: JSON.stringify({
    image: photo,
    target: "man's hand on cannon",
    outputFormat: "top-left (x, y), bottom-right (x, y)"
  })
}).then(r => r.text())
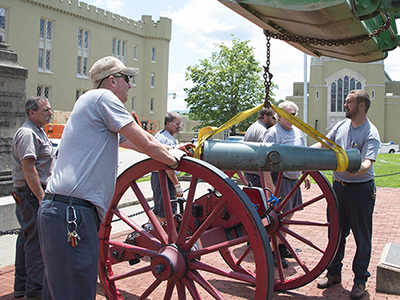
top-left (177, 143), bottom-right (196, 157)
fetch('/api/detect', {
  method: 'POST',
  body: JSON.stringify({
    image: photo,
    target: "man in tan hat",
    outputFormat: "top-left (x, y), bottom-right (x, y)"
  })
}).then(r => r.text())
top-left (37, 56), bottom-right (190, 300)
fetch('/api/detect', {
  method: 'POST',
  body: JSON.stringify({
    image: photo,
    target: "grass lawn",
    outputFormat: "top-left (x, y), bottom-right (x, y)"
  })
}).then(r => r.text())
top-left (321, 153), bottom-right (400, 188)
top-left (140, 155), bottom-right (400, 188)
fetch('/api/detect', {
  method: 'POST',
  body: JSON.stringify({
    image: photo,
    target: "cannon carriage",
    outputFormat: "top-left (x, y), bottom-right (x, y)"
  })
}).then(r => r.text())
top-left (97, 140), bottom-right (361, 299)
top-left (96, 0), bottom-right (399, 298)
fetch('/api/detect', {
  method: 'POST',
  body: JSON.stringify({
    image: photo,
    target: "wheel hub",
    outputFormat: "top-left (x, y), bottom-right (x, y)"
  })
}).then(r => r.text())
top-left (150, 244), bottom-right (188, 281)
top-left (265, 210), bottom-right (280, 234)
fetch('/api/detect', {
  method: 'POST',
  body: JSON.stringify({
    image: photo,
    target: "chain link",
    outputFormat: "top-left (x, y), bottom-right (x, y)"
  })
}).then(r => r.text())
top-left (0, 229), bottom-right (20, 236)
top-left (262, 12), bottom-right (392, 109)
top-left (263, 36), bottom-right (273, 108)
top-left (263, 13), bottom-right (392, 47)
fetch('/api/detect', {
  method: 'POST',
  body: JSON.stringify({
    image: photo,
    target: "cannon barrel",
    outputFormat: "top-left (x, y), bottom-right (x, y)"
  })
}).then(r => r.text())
top-left (202, 140), bottom-right (361, 173)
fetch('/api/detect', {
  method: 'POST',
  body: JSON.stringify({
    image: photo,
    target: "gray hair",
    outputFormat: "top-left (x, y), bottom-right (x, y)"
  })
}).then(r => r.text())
top-left (278, 100), bottom-right (299, 116)
top-left (164, 112), bottom-right (181, 126)
top-left (25, 96), bottom-right (47, 117)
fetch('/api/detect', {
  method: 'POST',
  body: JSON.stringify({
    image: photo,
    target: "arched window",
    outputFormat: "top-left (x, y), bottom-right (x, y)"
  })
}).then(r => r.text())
top-left (330, 76), bottom-right (362, 112)
top-left (337, 78), bottom-right (343, 112)
top-left (350, 78), bottom-right (355, 90)
top-left (331, 82), bottom-right (336, 112)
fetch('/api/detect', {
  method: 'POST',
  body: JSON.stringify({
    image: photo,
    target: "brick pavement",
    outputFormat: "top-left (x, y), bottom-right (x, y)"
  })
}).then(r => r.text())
top-left (0, 186), bottom-right (399, 300)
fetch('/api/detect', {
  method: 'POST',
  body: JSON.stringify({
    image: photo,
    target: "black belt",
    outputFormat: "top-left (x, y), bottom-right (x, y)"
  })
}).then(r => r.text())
top-left (335, 179), bottom-right (373, 187)
top-left (44, 194), bottom-right (94, 209)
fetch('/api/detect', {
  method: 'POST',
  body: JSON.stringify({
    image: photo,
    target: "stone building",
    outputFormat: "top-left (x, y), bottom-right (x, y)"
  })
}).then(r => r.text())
top-left (287, 56), bottom-right (400, 145)
top-left (0, 0), bottom-right (171, 128)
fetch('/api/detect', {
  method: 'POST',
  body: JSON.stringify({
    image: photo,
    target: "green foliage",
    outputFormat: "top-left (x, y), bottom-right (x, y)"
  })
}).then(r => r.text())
top-left (184, 35), bottom-right (276, 133)
top-left (319, 153), bottom-right (400, 188)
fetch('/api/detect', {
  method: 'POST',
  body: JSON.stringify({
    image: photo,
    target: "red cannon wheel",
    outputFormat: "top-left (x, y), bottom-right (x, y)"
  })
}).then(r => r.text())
top-left (98, 156), bottom-right (274, 300)
top-left (222, 171), bottom-right (340, 291)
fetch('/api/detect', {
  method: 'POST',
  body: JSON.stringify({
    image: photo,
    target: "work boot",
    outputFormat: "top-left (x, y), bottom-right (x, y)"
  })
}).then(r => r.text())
top-left (279, 244), bottom-right (294, 258)
top-left (272, 252), bottom-right (288, 268)
top-left (350, 283), bottom-right (365, 300)
top-left (317, 274), bottom-right (341, 289)
top-left (13, 290), bottom-right (24, 298)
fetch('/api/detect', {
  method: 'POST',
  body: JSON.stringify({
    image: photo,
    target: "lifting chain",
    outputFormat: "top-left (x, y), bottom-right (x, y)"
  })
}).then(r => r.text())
top-left (262, 12), bottom-right (392, 108)
top-left (263, 35), bottom-right (273, 108)
top-left (263, 12), bottom-right (392, 47)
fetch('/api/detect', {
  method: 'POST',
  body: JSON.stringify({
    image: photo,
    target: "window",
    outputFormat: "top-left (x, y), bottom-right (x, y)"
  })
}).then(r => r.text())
top-left (371, 90), bottom-right (375, 99)
top-left (75, 90), bottom-right (87, 100)
top-left (150, 73), bottom-right (155, 88)
top-left (38, 18), bottom-right (54, 72)
top-left (151, 47), bottom-right (155, 62)
top-left (131, 96), bottom-right (136, 112)
top-left (37, 85), bottom-right (52, 102)
top-left (77, 29), bottom-right (90, 77)
top-left (133, 44), bottom-right (137, 60)
top-left (132, 75), bottom-right (136, 87)
top-left (330, 76), bottom-right (363, 112)
top-left (150, 98), bottom-right (154, 113)
top-left (0, 7), bottom-right (7, 43)
top-left (112, 38), bottom-right (126, 63)
top-left (316, 90), bottom-right (319, 100)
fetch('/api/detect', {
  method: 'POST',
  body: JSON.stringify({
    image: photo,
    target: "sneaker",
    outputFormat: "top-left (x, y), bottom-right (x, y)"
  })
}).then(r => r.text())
top-left (272, 252), bottom-right (288, 268)
top-left (350, 283), bottom-right (365, 300)
top-left (317, 274), bottom-right (341, 289)
top-left (13, 291), bottom-right (24, 298)
top-left (142, 222), bottom-right (153, 231)
top-left (279, 244), bottom-right (294, 258)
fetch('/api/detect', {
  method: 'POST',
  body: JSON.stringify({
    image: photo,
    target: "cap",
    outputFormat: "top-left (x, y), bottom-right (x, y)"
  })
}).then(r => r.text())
top-left (89, 56), bottom-right (139, 85)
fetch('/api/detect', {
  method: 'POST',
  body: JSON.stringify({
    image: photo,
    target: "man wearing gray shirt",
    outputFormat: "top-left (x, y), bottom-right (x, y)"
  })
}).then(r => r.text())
top-left (263, 101), bottom-right (311, 269)
top-left (151, 112), bottom-right (185, 223)
top-left (243, 107), bottom-right (276, 187)
top-left (38, 56), bottom-right (187, 300)
top-left (11, 96), bottom-right (55, 299)
top-left (314, 90), bottom-right (380, 300)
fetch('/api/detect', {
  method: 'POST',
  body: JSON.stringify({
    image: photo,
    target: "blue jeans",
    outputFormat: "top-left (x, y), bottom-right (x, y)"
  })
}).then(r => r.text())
top-left (327, 180), bottom-right (376, 284)
top-left (38, 198), bottom-right (99, 300)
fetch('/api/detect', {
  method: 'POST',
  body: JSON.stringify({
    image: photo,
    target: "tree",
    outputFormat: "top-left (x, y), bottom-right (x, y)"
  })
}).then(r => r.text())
top-left (184, 35), bottom-right (276, 133)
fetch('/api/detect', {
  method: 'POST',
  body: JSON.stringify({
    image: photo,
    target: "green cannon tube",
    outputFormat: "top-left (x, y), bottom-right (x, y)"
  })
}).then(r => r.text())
top-left (202, 140), bottom-right (361, 173)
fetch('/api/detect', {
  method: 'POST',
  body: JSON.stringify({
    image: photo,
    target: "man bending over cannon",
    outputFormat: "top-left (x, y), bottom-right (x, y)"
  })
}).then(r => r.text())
top-left (37, 56), bottom-right (190, 300)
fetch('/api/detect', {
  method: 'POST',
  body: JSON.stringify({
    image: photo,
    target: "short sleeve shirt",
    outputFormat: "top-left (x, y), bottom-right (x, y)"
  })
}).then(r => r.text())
top-left (11, 119), bottom-right (55, 187)
top-left (326, 118), bottom-right (380, 182)
top-left (263, 123), bottom-right (306, 180)
top-left (46, 89), bottom-right (133, 222)
top-left (244, 120), bottom-right (268, 143)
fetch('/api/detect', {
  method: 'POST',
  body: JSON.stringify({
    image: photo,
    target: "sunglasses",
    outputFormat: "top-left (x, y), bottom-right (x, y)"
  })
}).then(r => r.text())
top-left (97, 73), bottom-right (131, 88)
top-left (114, 74), bottom-right (131, 84)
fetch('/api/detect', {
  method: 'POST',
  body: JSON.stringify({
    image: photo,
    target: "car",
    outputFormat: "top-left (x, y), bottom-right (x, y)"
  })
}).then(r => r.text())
top-left (225, 136), bottom-right (244, 142)
top-left (378, 141), bottom-right (399, 154)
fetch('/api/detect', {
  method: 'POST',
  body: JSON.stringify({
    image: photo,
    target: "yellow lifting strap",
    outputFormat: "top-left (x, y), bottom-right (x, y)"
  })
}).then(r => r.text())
top-left (271, 104), bottom-right (348, 172)
top-left (193, 103), bottom-right (349, 172)
top-left (193, 104), bottom-right (264, 159)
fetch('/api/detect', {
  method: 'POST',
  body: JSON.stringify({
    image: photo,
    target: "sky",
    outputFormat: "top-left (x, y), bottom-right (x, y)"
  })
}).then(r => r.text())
top-left (87, 0), bottom-right (400, 112)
